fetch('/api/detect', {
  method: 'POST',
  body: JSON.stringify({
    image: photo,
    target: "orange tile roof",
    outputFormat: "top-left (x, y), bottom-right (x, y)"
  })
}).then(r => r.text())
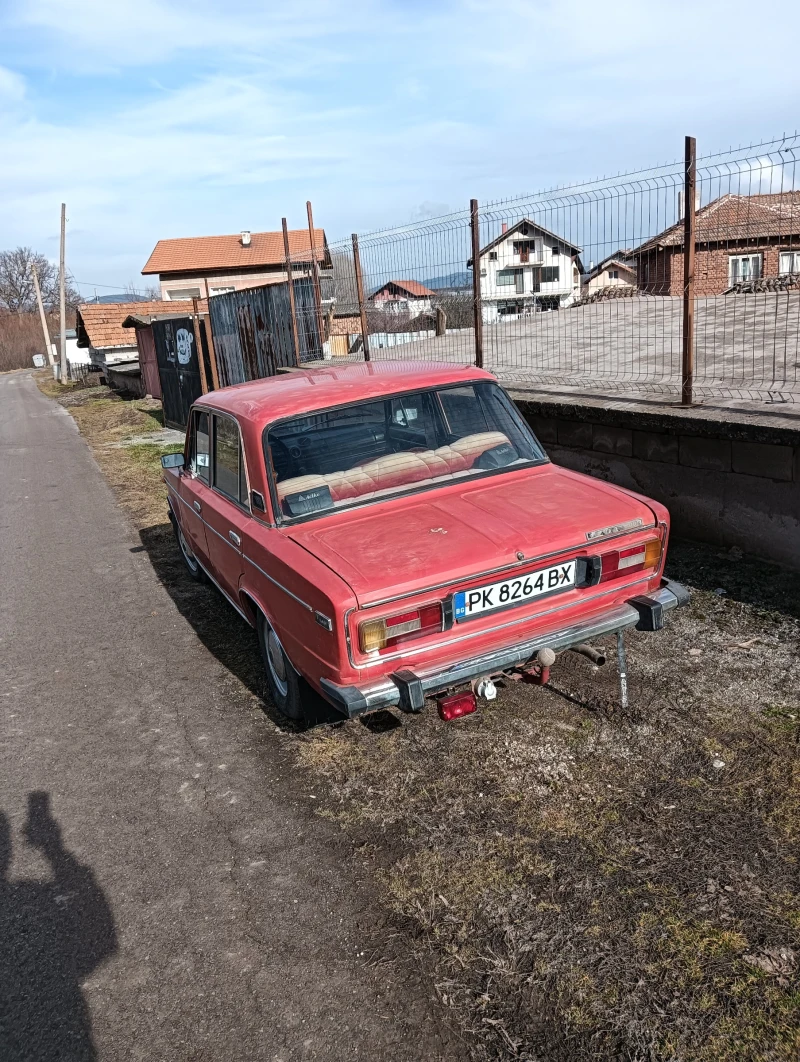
top-left (632, 192), bottom-right (800, 254)
top-left (371, 279), bottom-right (437, 299)
top-left (76, 300), bottom-right (207, 349)
top-left (142, 229), bottom-right (327, 275)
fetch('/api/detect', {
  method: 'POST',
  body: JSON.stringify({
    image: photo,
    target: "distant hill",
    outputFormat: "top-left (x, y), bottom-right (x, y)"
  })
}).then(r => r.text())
top-left (423, 272), bottom-right (471, 291)
top-left (83, 293), bottom-right (151, 304)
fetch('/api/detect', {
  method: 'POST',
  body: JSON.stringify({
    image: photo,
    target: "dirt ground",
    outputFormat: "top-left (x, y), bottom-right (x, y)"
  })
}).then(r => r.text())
top-left (41, 375), bottom-right (800, 1061)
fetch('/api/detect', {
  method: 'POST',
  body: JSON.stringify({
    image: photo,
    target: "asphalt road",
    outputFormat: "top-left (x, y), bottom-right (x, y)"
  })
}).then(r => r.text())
top-left (0, 373), bottom-right (459, 1061)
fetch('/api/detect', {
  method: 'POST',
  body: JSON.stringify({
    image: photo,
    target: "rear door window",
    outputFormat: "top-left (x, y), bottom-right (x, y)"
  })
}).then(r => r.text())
top-left (213, 415), bottom-right (248, 506)
top-left (190, 410), bottom-right (210, 484)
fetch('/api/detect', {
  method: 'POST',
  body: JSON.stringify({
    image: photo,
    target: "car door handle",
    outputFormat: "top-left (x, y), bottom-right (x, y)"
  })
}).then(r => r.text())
top-left (193, 501), bottom-right (202, 513)
top-left (228, 530), bottom-right (241, 547)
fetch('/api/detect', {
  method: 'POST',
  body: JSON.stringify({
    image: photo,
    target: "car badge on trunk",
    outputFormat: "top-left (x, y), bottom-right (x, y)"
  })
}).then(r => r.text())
top-left (586, 517), bottom-right (644, 541)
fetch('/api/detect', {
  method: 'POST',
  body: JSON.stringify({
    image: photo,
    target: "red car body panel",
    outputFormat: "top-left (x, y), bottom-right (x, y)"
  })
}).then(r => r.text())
top-left (165, 362), bottom-right (685, 715)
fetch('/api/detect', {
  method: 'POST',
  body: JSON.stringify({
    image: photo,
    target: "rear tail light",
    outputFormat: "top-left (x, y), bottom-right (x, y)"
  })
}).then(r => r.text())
top-left (359, 603), bottom-right (443, 653)
top-left (600, 536), bottom-right (662, 582)
top-left (437, 690), bottom-right (477, 721)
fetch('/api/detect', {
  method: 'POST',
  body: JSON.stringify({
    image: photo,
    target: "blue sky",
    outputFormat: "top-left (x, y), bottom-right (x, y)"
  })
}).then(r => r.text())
top-left (1, 0), bottom-right (799, 295)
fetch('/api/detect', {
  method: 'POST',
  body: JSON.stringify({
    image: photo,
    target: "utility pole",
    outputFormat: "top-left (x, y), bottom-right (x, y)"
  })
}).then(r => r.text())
top-left (59, 203), bottom-right (67, 382)
top-left (31, 265), bottom-right (55, 366)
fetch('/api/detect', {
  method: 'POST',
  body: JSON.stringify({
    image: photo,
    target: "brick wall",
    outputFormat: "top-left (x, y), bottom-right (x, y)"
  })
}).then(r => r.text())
top-left (512, 393), bottom-right (800, 570)
top-left (639, 240), bottom-right (800, 296)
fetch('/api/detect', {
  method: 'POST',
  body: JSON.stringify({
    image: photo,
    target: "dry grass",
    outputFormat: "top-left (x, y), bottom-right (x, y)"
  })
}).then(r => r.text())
top-left (39, 378), bottom-right (800, 1061)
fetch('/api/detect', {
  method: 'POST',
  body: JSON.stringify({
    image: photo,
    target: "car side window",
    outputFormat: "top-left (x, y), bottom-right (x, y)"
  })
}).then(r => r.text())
top-left (213, 415), bottom-right (248, 506)
top-left (190, 410), bottom-right (210, 484)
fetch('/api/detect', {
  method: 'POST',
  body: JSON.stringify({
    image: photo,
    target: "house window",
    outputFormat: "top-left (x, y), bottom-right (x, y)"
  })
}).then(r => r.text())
top-left (496, 268), bottom-right (521, 286)
top-left (779, 251), bottom-right (800, 275)
top-left (610, 269), bottom-right (619, 280)
top-left (728, 254), bottom-right (762, 285)
top-left (540, 266), bottom-right (560, 284)
top-left (488, 251), bottom-right (498, 261)
top-left (551, 247), bottom-right (558, 256)
top-left (166, 287), bottom-right (202, 300)
top-left (512, 240), bottom-right (536, 256)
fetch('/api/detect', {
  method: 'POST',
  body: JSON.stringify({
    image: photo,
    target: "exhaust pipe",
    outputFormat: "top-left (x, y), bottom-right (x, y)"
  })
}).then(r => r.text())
top-left (570, 643), bottom-right (607, 666)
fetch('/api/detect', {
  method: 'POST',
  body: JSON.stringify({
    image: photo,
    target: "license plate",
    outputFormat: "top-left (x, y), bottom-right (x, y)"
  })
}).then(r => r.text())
top-left (454, 559), bottom-right (577, 620)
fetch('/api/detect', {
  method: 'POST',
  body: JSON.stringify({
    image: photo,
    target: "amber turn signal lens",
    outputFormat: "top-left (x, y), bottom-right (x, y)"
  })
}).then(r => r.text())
top-left (644, 537), bottom-right (662, 569)
top-left (359, 618), bottom-right (388, 652)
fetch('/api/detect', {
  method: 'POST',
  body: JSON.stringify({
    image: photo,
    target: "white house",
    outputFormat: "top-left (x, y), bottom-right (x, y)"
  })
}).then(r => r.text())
top-left (581, 253), bottom-right (637, 296)
top-left (368, 279), bottom-right (435, 317)
top-left (469, 219), bottom-right (582, 322)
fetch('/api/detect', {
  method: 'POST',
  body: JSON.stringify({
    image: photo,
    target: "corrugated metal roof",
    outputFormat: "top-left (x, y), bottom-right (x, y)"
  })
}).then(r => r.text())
top-left (141, 229), bottom-right (327, 275)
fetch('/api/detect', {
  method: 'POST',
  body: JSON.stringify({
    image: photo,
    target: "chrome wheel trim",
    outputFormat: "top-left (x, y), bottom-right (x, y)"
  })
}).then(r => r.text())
top-left (266, 627), bottom-right (289, 698)
top-left (177, 524), bottom-right (199, 574)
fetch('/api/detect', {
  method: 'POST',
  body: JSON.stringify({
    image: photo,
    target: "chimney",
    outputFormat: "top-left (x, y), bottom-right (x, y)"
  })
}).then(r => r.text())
top-left (240, 230), bottom-right (251, 246)
top-left (677, 192), bottom-right (701, 221)
top-left (501, 222), bottom-right (508, 234)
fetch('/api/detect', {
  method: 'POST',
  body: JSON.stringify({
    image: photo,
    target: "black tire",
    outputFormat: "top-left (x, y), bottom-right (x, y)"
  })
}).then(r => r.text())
top-left (257, 613), bottom-right (307, 723)
top-left (171, 512), bottom-right (206, 583)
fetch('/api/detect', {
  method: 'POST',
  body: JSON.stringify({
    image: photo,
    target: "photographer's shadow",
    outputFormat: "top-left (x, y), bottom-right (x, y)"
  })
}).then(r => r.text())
top-left (0, 793), bottom-right (117, 1061)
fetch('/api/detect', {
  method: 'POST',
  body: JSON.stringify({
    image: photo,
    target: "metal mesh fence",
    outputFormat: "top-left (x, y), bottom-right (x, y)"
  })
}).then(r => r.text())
top-left (285, 134), bottom-right (800, 405)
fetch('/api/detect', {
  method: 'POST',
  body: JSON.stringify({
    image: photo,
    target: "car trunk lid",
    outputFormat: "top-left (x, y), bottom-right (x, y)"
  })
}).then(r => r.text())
top-left (286, 464), bottom-right (656, 605)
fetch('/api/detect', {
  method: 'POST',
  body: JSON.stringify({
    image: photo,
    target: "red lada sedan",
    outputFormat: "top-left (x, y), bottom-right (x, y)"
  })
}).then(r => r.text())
top-left (161, 362), bottom-right (688, 723)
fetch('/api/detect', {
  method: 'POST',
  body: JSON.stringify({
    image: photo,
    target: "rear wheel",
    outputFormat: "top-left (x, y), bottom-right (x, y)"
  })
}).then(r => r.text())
top-left (172, 514), bottom-right (206, 583)
top-left (257, 613), bottom-right (307, 723)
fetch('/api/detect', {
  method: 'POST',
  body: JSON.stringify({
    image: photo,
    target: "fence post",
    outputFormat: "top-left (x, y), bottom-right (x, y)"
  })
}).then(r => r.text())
top-left (282, 217), bottom-right (302, 367)
top-left (682, 135), bottom-right (696, 405)
top-left (352, 233), bottom-right (371, 362)
top-left (192, 297), bottom-right (209, 394)
top-left (306, 200), bottom-right (326, 353)
top-left (470, 198), bottom-right (484, 369)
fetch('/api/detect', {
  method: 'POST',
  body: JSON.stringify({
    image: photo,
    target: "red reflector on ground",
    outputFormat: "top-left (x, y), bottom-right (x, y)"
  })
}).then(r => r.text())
top-left (437, 690), bottom-right (477, 721)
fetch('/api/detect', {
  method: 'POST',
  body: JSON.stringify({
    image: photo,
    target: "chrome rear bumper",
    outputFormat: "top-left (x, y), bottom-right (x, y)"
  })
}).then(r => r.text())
top-left (319, 578), bottom-right (690, 718)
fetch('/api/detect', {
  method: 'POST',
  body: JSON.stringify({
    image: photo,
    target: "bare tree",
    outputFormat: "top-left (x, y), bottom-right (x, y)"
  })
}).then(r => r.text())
top-left (0, 247), bottom-right (80, 313)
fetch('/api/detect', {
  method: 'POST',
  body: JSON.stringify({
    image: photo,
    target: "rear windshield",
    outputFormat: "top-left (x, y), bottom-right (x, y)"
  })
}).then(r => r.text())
top-left (265, 381), bottom-right (547, 520)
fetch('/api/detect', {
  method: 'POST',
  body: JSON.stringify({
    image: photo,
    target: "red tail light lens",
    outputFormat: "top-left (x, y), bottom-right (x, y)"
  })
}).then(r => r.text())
top-left (600, 537), bottom-right (662, 582)
top-left (359, 603), bottom-right (443, 653)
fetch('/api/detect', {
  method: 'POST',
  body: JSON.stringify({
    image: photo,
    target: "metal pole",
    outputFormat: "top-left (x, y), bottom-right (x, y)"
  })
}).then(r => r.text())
top-left (682, 135), bottom-right (696, 406)
top-left (31, 265), bottom-right (55, 367)
top-left (192, 297), bottom-right (209, 394)
top-left (59, 203), bottom-right (67, 382)
top-left (616, 631), bottom-right (629, 710)
top-left (470, 198), bottom-right (484, 369)
top-left (306, 200), bottom-right (325, 351)
top-left (282, 217), bottom-right (301, 367)
top-left (352, 233), bottom-right (371, 362)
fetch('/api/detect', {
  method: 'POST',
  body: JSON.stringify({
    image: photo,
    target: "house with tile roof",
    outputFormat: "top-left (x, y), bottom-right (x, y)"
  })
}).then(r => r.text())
top-left (141, 228), bottom-right (330, 302)
top-left (75, 299), bottom-right (204, 369)
top-left (630, 192), bottom-right (800, 296)
top-left (581, 252), bottom-right (637, 296)
top-left (467, 218), bottom-right (583, 321)
top-left (368, 279), bottom-right (436, 317)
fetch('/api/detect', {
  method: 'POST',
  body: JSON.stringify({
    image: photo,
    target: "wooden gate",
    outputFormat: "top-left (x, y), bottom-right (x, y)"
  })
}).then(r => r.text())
top-left (151, 317), bottom-right (203, 431)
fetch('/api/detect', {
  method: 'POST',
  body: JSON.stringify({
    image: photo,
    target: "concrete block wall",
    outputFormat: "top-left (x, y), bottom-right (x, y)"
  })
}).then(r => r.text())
top-left (513, 394), bottom-right (800, 570)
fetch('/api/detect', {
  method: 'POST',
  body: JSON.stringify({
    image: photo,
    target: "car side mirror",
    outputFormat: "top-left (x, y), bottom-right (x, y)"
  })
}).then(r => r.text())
top-left (161, 452), bottom-right (184, 470)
